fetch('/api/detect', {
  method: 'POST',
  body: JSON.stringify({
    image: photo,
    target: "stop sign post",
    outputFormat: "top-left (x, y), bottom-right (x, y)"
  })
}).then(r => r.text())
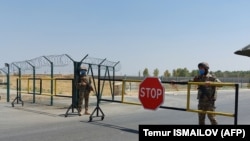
top-left (139, 77), bottom-right (165, 110)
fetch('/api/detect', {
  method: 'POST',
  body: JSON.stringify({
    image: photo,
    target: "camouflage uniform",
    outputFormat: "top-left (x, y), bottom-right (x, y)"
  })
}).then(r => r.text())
top-left (194, 73), bottom-right (221, 125)
top-left (77, 75), bottom-right (93, 115)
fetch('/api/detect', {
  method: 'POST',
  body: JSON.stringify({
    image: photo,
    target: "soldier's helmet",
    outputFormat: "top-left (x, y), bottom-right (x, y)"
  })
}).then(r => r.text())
top-left (198, 62), bottom-right (209, 70)
top-left (79, 65), bottom-right (88, 76)
top-left (80, 65), bottom-right (87, 70)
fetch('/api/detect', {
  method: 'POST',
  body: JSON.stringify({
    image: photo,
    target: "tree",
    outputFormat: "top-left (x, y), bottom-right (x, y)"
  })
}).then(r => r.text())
top-left (190, 70), bottom-right (198, 76)
top-left (153, 68), bottom-right (159, 77)
top-left (139, 66), bottom-right (250, 78)
top-left (143, 68), bottom-right (149, 77)
top-left (172, 69), bottom-right (177, 77)
top-left (163, 70), bottom-right (171, 77)
top-left (213, 70), bottom-right (223, 77)
top-left (172, 68), bottom-right (189, 77)
top-left (181, 68), bottom-right (190, 77)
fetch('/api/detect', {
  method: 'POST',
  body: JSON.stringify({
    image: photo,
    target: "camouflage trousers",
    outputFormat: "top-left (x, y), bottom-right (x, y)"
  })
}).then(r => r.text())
top-left (78, 91), bottom-right (90, 113)
top-left (198, 101), bottom-right (217, 125)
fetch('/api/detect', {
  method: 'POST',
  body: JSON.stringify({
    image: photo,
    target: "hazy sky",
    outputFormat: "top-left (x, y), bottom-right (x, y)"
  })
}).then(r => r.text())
top-left (1, 0), bottom-right (250, 76)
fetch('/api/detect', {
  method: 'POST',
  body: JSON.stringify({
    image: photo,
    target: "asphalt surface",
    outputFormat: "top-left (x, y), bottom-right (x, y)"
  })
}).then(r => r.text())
top-left (0, 89), bottom-right (250, 141)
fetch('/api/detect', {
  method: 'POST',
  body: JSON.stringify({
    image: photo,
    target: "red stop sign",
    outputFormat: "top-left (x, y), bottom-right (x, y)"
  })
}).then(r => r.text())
top-left (139, 77), bottom-right (165, 110)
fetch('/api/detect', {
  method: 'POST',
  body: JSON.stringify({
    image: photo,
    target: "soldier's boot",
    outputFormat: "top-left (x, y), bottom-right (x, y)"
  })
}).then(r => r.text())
top-left (84, 109), bottom-right (90, 115)
top-left (199, 121), bottom-right (205, 125)
top-left (78, 108), bottom-right (83, 116)
top-left (211, 119), bottom-right (218, 125)
top-left (198, 114), bottom-right (205, 125)
top-left (208, 114), bottom-right (217, 125)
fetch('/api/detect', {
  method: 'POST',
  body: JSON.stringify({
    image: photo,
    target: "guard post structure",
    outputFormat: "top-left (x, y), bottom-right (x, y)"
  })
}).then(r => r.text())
top-left (11, 64), bottom-right (24, 107)
top-left (89, 59), bottom-right (106, 122)
top-left (64, 54), bottom-right (89, 117)
top-left (65, 61), bottom-right (82, 117)
top-left (5, 63), bottom-right (10, 102)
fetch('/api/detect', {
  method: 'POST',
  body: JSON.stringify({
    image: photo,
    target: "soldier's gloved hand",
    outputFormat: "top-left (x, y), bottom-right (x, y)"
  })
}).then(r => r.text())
top-left (193, 76), bottom-right (199, 82)
top-left (81, 82), bottom-right (87, 86)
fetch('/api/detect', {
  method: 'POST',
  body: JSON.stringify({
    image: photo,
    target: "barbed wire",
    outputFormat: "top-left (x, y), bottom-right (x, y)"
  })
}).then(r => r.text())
top-left (82, 56), bottom-right (121, 71)
top-left (43, 54), bottom-right (74, 67)
top-left (4, 54), bottom-right (121, 73)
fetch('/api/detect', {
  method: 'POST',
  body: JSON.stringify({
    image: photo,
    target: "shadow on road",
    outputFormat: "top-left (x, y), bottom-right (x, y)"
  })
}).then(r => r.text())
top-left (82, 120), bottom-right (139, 134)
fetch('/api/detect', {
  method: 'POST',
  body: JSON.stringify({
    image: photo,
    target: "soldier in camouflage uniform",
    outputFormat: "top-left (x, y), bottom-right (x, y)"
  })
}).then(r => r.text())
top-left (77, 65), bottom-right (93, 116)
top-left (193, 62), bottom-right (221, 125)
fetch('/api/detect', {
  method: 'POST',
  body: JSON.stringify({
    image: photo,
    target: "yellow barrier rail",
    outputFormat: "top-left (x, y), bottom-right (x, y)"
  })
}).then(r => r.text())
top-left (121, 79), bottom-right (142, 105)
top-left (187, 82), bottom-right (237, 118)
top-left (118, 80), bottom-right (238, 120)
top-left (17, 77), bottom-right (73, 96)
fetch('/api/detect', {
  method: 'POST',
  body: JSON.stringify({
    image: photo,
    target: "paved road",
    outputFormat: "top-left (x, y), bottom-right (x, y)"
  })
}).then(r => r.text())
top-left (0, 89), bottom-right (250, 141)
